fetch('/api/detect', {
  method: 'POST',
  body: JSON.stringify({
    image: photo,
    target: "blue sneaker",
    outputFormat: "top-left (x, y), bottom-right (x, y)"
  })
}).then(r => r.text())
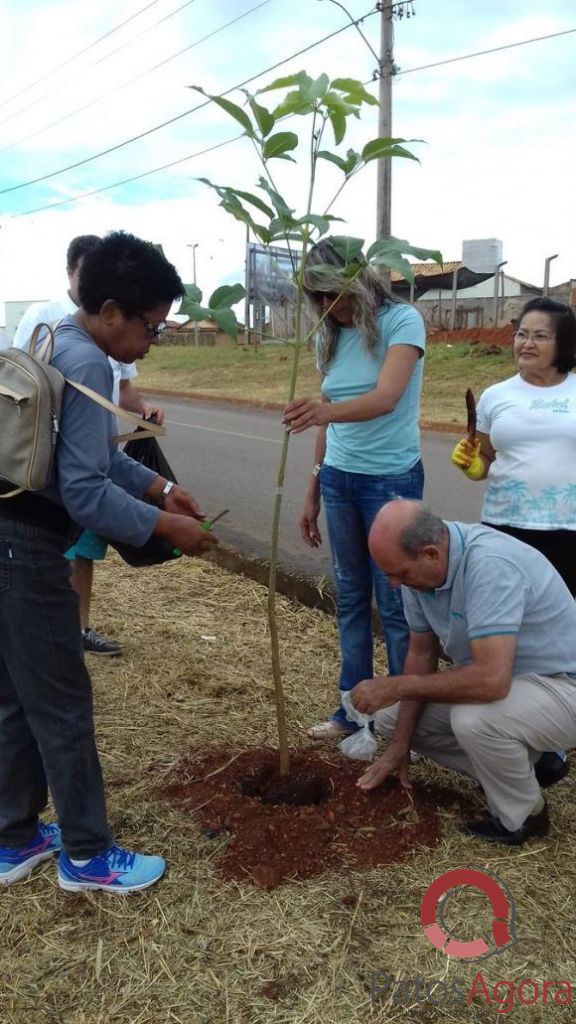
top-left (58, 844), bottom-right (166, 893)
top-left (0, 822), bottom-right (62, 885)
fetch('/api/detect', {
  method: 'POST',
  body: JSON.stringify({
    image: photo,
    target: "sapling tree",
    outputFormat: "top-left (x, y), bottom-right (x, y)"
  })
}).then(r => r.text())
top-left (192, 70), bottom-right (441, 775)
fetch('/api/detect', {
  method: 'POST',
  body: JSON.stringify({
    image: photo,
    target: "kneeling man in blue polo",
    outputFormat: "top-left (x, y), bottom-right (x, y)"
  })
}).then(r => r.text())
top-left (351, 499), bottom-right (576, 845)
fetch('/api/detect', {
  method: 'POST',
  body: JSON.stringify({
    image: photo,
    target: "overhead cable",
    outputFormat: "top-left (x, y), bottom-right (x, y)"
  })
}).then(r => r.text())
top-left (0, 0), bottom-right (271, 155)
top-left (0, 0), bottom-right (163, 112)
top-left (1, 10), bottom-right (377, 201)
top-left (0, 0), bottom-right (199, 131)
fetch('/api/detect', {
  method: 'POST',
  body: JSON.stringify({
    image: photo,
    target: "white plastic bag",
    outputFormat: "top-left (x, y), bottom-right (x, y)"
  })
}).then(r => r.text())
top-left (339, 692), bottom-right (378, 762)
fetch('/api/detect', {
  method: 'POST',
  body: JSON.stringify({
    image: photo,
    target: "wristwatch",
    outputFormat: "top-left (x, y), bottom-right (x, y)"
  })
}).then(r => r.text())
top-left (160, 480), bottom-right (176, 505)
top-left (312, 463), bottom-right (323, 477)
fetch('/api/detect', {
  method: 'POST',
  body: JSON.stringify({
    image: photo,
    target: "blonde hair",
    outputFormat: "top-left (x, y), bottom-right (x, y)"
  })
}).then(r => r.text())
top-left (304, 238), bottom-right (400, 370)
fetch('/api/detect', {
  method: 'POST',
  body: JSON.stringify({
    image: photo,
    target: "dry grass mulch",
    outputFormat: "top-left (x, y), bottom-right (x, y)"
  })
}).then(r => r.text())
top-left (1, 553), bottom-right (575, 1024)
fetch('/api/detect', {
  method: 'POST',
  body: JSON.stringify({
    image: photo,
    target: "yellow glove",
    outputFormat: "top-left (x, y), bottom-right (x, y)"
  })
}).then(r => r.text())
top-left (451, 438), bottom-right (484, 480)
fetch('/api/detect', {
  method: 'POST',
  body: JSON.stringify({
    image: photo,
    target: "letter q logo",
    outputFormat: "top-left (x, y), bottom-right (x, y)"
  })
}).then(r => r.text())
top-left (420, 868), bottom-right (516, 961)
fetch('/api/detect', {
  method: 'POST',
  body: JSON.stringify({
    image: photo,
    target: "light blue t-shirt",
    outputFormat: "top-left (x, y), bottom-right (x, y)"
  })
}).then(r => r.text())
top-left (319, 303), bottom-right (425, 475)
top-left (402, 522), bottom-right (576, 678)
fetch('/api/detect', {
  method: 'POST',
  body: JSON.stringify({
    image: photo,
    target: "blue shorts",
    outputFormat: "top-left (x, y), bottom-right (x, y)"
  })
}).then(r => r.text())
top-left (65, 529), bottom-right (108, 562)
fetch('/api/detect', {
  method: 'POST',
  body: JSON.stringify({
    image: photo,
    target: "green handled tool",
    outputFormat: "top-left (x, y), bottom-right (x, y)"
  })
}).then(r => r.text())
top-left (201, 508), bottom-right (230, 531)
top-left (172, 509), bottom-right (230, 557)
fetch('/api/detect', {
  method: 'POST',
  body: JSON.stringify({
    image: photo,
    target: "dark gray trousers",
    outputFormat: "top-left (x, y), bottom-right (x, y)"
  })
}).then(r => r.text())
top-left (0, 520), bottom-right (112, 858)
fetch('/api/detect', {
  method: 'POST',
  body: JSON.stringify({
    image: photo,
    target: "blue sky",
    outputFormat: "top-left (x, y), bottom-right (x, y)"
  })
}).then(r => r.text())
top-left (0, 0), bottom-right (574, 307)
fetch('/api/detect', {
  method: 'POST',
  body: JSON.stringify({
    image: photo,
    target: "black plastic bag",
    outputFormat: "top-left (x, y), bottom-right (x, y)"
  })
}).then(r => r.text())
top-left (108, 431), bottom-right (182, 568)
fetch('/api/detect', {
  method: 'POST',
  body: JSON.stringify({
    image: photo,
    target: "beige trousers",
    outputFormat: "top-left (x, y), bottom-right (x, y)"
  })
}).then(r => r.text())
top-left (373, 673), bottom-right (576, 831)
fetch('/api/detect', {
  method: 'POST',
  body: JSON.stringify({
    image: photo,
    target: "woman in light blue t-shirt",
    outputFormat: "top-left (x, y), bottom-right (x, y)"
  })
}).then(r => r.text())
top-left (283, 239), bottom-right (426, 739)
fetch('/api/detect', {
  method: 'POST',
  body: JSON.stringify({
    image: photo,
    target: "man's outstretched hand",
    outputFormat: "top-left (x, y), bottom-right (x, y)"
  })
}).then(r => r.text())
top-left (357, 746), bottom-right (411, 791)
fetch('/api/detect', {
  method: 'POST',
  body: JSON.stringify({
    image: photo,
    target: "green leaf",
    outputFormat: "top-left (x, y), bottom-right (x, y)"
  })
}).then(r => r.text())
top-left (180, 302), bottom-right (212, 321)
top-left (329, 109), bottom-right (346, 146)
top-left (323, 91), bottom-right (359, 117)
top-left (329, 236), bottom-right (365, 264)
top-left (302, 73), bottom-right (330, 102)
top-left (257, 71), bottom-right (309, 94)
top-left (229, 189), bottom-right (274, 218)
top-left (330, 78), bottom-right (379, 106)
top-left (257, 177), bottom-right (293, 218)
top-left (209, 307), bottom-right (239, 338)
top-left (361, 137), bottom-right (419, 163)
top-left (297, 214), bottom-right (331, 236)
top-left (208, 284), bottom-right (246, 309)
top-left (182, 282), bottom-right (202, 303)
top-left (189, 87), bottom-right (254, 137)
top-left (245, 94), bottom-right (275, 137)
top-left (317, 148), bottom-right (361, 175)
top-left (271, 90), bottom-right (314, 120)
top-left (263, 131), bottom-right (298, 161)
top-left (366, 238), bottom-right (442, 266)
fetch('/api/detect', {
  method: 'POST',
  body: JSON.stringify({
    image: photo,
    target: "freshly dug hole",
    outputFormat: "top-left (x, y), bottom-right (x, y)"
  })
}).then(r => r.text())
top-left (241, 764), bottom-right (331, 806)
top-left (160, 746), bottom-right (478, 888)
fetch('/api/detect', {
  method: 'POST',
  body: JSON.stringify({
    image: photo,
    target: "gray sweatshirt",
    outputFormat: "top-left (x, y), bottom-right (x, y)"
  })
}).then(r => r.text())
top-left (42, 316), bottom-right (160, 547)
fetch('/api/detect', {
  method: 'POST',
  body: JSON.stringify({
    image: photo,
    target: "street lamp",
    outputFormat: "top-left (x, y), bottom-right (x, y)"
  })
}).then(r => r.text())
top-left (492, 261), bottom-right (507, 327)
top-left (543, 253), bottom-right (558, 297)
top-left (186, 242), bottom-right (200, 346)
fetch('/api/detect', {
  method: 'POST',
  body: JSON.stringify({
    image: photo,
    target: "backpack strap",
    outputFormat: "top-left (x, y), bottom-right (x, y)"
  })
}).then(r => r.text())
top-left (29, 321), bottom-right (166, 443)
top-left (65, 379), bottom-right (166, 442)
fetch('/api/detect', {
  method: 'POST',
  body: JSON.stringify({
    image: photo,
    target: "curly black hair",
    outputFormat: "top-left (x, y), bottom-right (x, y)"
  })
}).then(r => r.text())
top-left (78, 231), bottom-right (184, 316)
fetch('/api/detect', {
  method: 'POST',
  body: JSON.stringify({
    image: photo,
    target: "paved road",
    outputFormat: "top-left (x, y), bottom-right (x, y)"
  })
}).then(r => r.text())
top-left (155, 396), bottom-right (487, 579)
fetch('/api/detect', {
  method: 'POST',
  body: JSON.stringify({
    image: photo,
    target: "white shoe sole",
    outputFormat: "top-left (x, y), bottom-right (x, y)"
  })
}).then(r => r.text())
top-left (58, 874), bottom-right (164, 893)
top-left (0, 850), bottom-right (57, 885)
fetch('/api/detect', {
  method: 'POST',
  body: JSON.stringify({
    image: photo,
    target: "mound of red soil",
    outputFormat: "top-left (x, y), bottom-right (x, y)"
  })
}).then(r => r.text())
top-left (159, 747), bottom-right (475, 888)
top-left (428, 326), bottom-right (515, 346)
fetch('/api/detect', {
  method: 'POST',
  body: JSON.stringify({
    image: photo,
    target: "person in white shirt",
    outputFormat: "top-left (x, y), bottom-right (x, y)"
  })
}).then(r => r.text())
top-left (13, 234), bottom-right (165, 656)
top-left (451, 296), bottom-right (576, 787)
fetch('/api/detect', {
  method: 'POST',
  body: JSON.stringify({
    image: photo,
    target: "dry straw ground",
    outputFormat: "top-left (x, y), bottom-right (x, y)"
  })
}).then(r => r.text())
top-left (2, 553), bottom-right (575, 1024)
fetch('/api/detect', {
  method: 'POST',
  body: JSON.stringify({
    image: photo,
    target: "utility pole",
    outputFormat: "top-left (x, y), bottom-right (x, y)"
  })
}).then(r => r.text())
top-left (492, 260), bottom-right (507, 326)
top-left (376, 2), bottom-right (394, 242)
top-left (186, 243), bottom-right (200, 346)
top-left (543, 253), bottom-right (558, 297)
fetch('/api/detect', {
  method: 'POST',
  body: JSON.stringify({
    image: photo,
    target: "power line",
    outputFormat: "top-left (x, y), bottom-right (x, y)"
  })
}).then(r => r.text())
top-left (0, 0), bottom-right (271, 155)
top-left (0, 0), bottom-right (163, 113)
top-left (396, 25), bottom-right (576, 77)
top-left (18, 137), bottom-right (243, 217)
top-left (0, 0), bottom-right (199, 132)
top-left (1, 10), bottom-right (377, 201)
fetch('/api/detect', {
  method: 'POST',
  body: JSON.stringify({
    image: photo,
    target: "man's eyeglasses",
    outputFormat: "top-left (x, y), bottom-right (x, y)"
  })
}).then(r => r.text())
top-left (136, 314), bottom-right (167, 339)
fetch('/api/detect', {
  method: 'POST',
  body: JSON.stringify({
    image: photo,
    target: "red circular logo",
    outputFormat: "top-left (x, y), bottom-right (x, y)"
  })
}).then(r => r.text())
top-left (420, 868), bottom-right (516, 960)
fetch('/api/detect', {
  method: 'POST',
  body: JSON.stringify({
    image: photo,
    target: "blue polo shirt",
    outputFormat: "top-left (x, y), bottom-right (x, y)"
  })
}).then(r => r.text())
top-left (401, 522), bottom-right (576, 677)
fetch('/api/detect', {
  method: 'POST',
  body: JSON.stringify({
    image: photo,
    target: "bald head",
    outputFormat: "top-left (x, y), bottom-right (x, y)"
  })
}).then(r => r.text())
top-left (369, 500), bottom-right (449, 591)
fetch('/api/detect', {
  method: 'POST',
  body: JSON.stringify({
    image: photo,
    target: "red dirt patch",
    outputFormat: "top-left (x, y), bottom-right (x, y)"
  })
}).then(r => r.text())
top-left (428, 325), bottom-right (515, 346)
top-left (159, 747), bottom-right (475, 888)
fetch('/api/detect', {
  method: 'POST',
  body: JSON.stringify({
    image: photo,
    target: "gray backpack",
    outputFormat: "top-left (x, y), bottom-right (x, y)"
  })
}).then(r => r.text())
top-left (0, 322), bottom-right (164, 499)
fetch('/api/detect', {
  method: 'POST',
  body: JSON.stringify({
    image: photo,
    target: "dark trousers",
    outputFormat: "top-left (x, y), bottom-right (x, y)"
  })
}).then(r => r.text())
top-left (484, 523), bottom-right (576, 597)
top-left (0, 520), bottom-right (112, 858)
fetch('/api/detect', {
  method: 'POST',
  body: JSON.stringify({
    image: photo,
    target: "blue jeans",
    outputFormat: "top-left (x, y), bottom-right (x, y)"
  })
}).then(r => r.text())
top-left (320, 461), bottom-right (424, 728)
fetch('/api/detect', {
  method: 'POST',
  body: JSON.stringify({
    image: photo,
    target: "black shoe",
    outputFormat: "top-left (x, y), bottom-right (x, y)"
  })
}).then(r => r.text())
top-left (534, 752), bottom-right (569, 789)
top-left (463, 802), bottom-right (549, 846)
top-left (81, 627), bottom-right (122, 657)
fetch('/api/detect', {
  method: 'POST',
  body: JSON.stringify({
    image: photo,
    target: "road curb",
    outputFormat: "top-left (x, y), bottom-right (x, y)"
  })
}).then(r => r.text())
top-left (205, 543), bottom-right (337, 615)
